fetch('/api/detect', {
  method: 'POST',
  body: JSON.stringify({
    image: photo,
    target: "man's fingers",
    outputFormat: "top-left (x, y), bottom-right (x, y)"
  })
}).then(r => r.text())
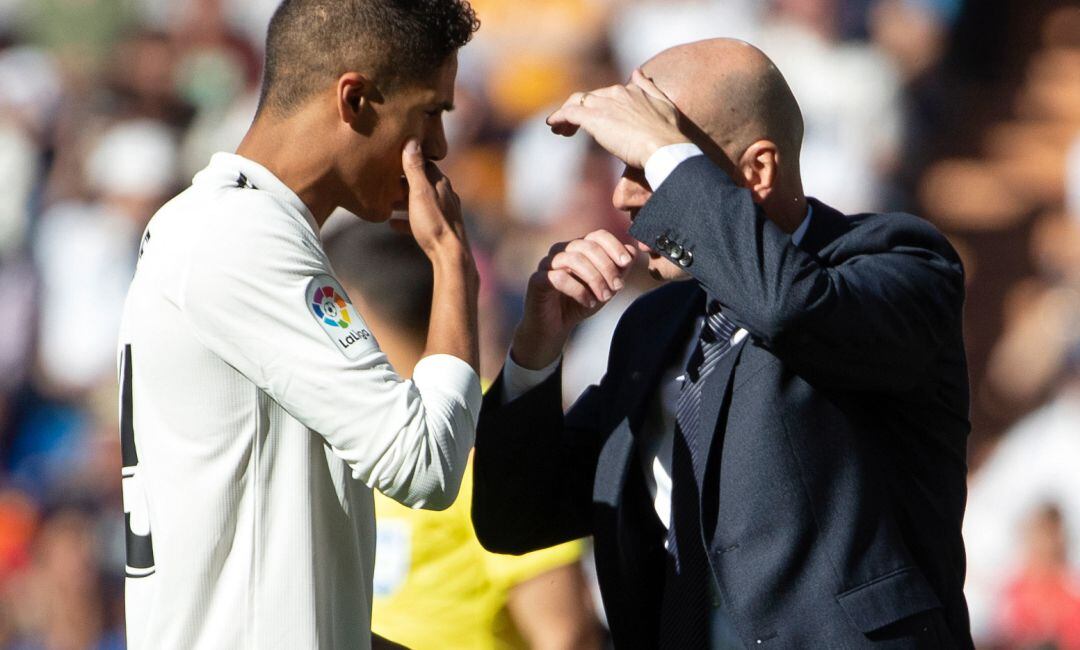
top-left (551, 251), bottom-right (611, 301)
top-left (584, 230), bottom-right (636, 268)
top-left (547, 270), bottom-right (597, 309)
top-left (588, 84), bottom-right (626, 100)
top-left (566, 239), bottom-right (624, 292)
top-left (630, 69), bottom-right (671, 102)
top-left (546, 105), bottom-right (586, 136)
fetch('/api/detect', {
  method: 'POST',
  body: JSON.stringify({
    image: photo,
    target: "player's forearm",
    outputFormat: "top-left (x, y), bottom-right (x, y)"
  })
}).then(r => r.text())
top-left (424, 242), bottom-right (480, 372)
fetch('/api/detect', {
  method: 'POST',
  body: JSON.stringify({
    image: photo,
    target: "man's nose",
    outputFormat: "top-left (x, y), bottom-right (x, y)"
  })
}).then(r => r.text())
top-left (612, 177), bottom-right (644, 211)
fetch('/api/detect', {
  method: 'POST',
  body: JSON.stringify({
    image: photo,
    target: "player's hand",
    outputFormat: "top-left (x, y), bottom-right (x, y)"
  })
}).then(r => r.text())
top-left (546, 70), bottom-right (689, 169)
top-left (398, 139), bottom-right (468, 257)
top-left (511, 230), bottom-right (638, 370)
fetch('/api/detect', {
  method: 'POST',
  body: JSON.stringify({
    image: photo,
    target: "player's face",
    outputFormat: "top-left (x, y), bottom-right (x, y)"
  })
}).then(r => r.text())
top-left (346, 54), bottom-right (458, 222)
top-left (613, 165), bottom-right (690, 282)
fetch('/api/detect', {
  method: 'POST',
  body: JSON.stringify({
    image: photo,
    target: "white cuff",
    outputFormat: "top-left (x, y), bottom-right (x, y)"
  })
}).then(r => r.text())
top-left (501, 351), bottom-right (560, 404)
top-left (413, 353), bottom-right (484, 422)
top-left (644, 143), bottom-right (705, 190)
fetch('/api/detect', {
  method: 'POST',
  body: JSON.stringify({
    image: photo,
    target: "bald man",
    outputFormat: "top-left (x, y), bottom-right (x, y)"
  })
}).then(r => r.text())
top-left (472, 39), bottom-right (972, 649)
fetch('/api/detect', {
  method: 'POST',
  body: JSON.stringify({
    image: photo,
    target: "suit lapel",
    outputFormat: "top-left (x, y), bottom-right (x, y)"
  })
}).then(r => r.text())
top-left (690, 335), bottom-right (748, 485)
top-left (622, 281), bottom-right (703, 428)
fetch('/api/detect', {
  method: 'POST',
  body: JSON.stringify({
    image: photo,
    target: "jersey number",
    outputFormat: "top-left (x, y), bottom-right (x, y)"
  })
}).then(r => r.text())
top-left (120, 344), bottom-right (156, 578)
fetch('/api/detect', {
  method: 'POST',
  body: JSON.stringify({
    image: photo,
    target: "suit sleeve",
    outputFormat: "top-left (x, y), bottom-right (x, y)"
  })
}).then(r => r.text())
top-left (472, 346), bottom-right (627, 554)
top-left (181, 206), bottom-right (481, 510)
top-left (630, 156), bottom-right (965, 392)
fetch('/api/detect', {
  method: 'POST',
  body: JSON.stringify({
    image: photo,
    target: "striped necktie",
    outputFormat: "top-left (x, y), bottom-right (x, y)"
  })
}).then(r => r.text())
top-left (660, 300), bottom-right (740, 649)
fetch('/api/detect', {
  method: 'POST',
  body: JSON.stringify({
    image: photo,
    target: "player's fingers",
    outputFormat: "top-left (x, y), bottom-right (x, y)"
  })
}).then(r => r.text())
top-left (584, 230), bottom-right (636, 269)
top-left (547, 269), bottom-right (597, 309)
top-left (551, 251), bottom-right (611, 301)
top-left (566, 239), bottom-right (623, 292)
top-left (401, 140), bottom-right (436, 201)
top-left (434, 174), bottom-right (458, 212)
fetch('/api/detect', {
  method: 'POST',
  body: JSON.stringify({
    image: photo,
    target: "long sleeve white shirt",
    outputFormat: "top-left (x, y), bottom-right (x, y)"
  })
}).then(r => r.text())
top-left (118, 152), bottom-right (482, 649)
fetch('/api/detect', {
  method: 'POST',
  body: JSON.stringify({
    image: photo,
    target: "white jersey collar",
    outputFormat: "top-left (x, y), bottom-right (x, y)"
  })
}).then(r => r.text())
top-left (202, 152), bottom-right (320, 235)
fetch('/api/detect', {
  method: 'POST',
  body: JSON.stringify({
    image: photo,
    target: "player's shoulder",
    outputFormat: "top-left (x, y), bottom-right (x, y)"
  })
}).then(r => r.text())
top-left (173, 173), bottom-right (320, 265)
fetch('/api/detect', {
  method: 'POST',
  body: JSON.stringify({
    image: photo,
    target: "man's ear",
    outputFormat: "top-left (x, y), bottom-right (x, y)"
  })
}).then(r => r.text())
top-left (737, 140), bottom-right (779, 204)
top-left (337, 72), bottom-right (380, 136)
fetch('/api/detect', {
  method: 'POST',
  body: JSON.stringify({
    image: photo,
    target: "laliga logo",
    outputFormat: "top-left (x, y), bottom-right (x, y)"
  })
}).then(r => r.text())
top-left (312, 286), bottom-right (351, 328)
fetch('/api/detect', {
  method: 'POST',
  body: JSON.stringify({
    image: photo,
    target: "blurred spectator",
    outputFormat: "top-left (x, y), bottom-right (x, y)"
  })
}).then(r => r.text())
top-left (34, 119), bottom-right (178, 396)
top-left (324, 220), bottom-right (603, 650)
top-left (996, 504), bottom-right (1080, 649)
top-left (760, 0), bottom-right (903, 212)
top-left (965, 348), bottom-right (1080, 644)
top-left (102, 30), bottom-right (195, 129)
top-left (13, 0), bottom-right (136, 79)
top-left (607, 0), bottom-right (764, 75)
top-left (2, 507), bottom-right (124, 650)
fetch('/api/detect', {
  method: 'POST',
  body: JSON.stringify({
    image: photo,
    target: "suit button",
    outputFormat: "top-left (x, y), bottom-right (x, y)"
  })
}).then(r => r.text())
top-left (669, 243), bottom-right (684, 259)
top-left (678, 250), bottom-right (694, 267)
top-left (655, 235), bottom-right (671, 251)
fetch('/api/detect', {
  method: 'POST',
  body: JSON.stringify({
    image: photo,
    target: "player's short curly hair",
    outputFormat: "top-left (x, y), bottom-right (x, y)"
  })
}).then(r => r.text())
top-left (258, 0), bottom-right (479, 116)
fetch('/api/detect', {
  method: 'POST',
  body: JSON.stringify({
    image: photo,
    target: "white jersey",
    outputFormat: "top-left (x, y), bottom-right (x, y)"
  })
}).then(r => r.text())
top-left (118, 153), bottom-right (482, 649)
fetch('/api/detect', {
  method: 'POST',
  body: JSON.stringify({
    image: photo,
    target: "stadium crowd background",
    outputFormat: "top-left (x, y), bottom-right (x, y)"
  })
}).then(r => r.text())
top-left (0, 0), bottom-right (1077, 647)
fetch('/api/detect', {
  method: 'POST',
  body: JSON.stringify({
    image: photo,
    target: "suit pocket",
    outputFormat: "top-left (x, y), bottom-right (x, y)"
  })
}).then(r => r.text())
top-left (835, 566), bottom-right (942, 633)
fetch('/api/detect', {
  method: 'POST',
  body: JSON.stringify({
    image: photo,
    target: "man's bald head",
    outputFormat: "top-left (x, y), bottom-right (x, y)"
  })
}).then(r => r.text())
top-left (642, 39), bottom-right (804, 171)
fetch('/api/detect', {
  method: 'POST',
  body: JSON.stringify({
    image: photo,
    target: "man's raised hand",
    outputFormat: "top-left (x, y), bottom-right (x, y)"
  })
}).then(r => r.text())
top-left (546, 69), bottom-right (689, 169)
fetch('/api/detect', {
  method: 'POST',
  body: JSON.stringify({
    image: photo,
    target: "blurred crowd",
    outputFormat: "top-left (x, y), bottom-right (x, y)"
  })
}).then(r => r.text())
top-left (0, 0), bottom-right (1077, 648)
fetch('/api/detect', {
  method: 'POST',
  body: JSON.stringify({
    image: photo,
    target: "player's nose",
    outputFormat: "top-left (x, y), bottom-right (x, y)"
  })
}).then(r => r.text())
top-left (423, 120), bottom-right (448, 162)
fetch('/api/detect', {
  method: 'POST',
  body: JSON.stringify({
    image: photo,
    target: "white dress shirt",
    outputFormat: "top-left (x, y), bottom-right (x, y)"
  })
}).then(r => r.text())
top-left (503, 144), bottom-right (811, 533)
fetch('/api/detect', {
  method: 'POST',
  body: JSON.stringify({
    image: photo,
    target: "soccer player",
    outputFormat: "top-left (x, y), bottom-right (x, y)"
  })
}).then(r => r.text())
top-left (116, 1), bottom-right (481, 648)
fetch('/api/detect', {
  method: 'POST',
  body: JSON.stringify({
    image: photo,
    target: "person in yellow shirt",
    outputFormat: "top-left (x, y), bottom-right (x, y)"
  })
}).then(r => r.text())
top-left (325, 219), bottom-right (602, 650)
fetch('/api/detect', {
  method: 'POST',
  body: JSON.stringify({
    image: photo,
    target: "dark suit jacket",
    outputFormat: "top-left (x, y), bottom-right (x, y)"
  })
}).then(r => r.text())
top-left (473, 156), bottom-right (974, 648)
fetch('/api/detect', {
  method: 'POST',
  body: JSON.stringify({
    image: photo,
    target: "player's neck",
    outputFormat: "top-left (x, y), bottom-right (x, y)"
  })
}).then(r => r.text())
top-left (236, 112), bottom-right (340, 225)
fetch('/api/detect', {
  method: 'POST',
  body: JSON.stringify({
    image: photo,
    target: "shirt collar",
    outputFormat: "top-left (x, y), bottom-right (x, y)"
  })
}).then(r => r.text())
top-left (202, 152), bottom-right (320, 235)
top-left (791, 202), bottom-right (813, 246)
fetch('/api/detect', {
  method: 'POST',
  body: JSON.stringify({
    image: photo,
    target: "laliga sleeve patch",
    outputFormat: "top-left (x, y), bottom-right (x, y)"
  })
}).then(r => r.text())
top-left (305, 275), bottom-right (376, 359)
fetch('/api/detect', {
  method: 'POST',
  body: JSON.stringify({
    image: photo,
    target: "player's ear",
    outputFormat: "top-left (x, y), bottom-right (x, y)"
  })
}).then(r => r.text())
top-left (738, 140), bottom-right (779, 204)
top-left (336, 72), bottom-right (380, 135)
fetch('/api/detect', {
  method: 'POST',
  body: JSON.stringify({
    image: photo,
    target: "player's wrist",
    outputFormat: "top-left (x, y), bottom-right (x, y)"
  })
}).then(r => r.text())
top-left (429, 241), bottom-right (480, 292)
